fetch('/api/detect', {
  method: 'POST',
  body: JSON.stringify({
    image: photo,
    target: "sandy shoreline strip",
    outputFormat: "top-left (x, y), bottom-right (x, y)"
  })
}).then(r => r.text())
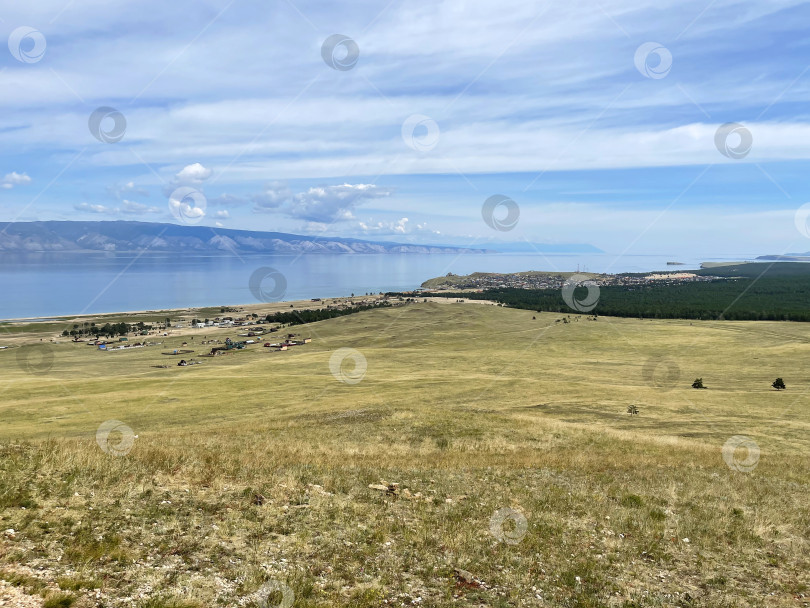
top-left (0, 295), bottom-right (386, 325)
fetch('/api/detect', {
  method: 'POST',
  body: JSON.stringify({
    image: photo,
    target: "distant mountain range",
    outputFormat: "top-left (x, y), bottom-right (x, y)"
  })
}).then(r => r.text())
top-left (0, 221), bottom-right (492, 255)
top-left (756, 253), bottom-right (810, 261)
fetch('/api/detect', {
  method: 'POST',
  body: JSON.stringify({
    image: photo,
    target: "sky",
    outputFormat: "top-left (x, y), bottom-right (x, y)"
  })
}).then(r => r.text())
top-left (1, 0), bottom-right (810, 255)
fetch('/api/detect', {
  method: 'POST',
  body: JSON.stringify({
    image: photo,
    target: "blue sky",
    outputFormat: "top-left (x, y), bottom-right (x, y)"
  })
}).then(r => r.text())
top-left (1, 0), bottom-right (810, 255)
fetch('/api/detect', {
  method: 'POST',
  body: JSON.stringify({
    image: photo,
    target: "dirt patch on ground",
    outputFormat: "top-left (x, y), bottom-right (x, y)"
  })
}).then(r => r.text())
top-left (292, 408), bottom-right (393, 426)
top-left (0, 579), bottom-right (43, 608)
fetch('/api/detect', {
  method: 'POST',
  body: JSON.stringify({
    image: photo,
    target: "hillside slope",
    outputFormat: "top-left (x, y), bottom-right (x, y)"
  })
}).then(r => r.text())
top-left (1, 304), bottom-right (808, 607)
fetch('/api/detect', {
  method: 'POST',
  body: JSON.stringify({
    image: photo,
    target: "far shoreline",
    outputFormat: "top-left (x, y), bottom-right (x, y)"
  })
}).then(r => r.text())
top-left (0, 294), bottom-right (378, 325)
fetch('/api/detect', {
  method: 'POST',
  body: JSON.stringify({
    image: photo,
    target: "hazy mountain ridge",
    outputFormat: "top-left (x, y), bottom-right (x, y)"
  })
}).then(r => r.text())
top-left (0, 221), bottom-right (490, 254)
top-left (756, 253), bottom-right (810, 261)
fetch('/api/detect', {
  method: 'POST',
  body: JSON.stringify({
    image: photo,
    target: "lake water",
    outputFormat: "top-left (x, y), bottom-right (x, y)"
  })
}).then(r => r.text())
top-left (0, 251), bottom-right (759, 320)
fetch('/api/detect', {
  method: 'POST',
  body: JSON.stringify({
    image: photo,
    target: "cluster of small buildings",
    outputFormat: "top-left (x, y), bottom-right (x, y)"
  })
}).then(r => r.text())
top-left (263, 334), bottom-right (312, 352)
top-left (169, 296), bottom-right (387, 330)
top-left (207, 334), bottom-right (312, 355)
top-left (91, 338), bottom-right (155, 351)
top-left (176, 317), bottom-right (248, 329)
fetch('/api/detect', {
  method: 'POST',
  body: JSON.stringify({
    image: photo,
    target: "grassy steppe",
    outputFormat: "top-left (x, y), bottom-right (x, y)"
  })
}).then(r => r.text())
top-left (1, 303), bottom-right (808, 607)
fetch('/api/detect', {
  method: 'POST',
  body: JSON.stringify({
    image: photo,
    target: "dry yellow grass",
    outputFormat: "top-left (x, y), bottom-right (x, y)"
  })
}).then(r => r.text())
top-left (0, 303), bottom-right (808, 607)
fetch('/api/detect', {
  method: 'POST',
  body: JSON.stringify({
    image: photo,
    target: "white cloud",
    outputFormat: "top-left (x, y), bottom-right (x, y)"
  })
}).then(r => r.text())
top-left (1, 0), bottom-right (809, 189)
top-left (252, 182), bottom-right (292, 212)
top-left (356, 217), bottom-right (441, 236)
top-left (107, 181), bottom-right (149, 200)
top-left (168, 189), bottom-right (206, 221)
top-left (162, 163), bottom-right (214, 200)
top-left (73, 200), bottom-right (161, 216)
top-left (74, 202), bottom-right (111, 214)
top-left (288, 184), bottom-right (392, 222)
top-left (303, 221), bottom-right (329, 232)
top-left (214, 209), bottom-right (230, 219)
top-left (2, 172), bottom-right (32, 189)
top-left (359, 217), bottom-right (409, 234)
top-left (174, 163), bottom-right (212, 184)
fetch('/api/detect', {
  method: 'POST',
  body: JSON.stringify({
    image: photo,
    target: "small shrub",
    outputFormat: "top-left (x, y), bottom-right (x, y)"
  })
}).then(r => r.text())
top-left (691, 378), bottom-right (705, 389)
top-left (706, 575), bottom-right (727, 588)
top-left (621, 494), bottom-right (644, 508)
top-left (43, 592), bottom-right (76, 608)
top-left (0, 570), bottom-right (47, 594)
top-left (772, 377), bottom-right (786, 390)
top-left (57, 576), bottom-right (101, 591)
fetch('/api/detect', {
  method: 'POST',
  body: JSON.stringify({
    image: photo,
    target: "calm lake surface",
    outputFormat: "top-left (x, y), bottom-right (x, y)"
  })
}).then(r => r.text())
top-left (0, 251), bottom-right (758, 320)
